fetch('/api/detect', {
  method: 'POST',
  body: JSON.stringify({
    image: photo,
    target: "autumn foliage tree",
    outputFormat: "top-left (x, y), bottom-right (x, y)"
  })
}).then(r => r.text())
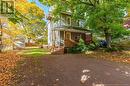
top-left (40, 0), bottom-right (130, 48)
top-left (17, 2), bottom-right (46, 43)
top-left (9, 0), bottom-right (46, 45)
top-left (0, 0), bottom-right (46, 50)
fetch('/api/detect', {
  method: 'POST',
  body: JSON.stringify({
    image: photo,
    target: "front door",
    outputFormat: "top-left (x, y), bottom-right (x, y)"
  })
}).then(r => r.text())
top-left (64, 32), bottom-right (73, 47)
top-left (65, 32), bottom-right (71, 40)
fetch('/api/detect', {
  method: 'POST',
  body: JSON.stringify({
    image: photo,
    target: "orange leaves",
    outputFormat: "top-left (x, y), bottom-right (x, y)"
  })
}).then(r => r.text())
top-left (15, 2), bottom-right (29, 14)
top-left (15, 1), bottom-right (44, 17)
top-left (0, 52), bottom-right (22, 86)
top-left (15, 0), bottom-right (27, 2)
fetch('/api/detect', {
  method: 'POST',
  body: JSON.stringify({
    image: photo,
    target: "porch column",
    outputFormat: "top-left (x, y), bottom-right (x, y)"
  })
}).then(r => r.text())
top-left (58, 31), bottom-right (60, 46)
top-left (48, 21), bottom-right (53, 46)
top-left (64, 31), bottom-right (66, 47)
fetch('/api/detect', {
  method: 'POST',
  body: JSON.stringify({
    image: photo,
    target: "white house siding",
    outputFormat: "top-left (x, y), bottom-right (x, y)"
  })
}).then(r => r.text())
top-left (55, 30), bottom-right (60, 46)
top-left (51, 30), bottom-right (60, 46)
top-left (48, 21), bottom-right (53, 46)
top-left (2, 45), bottom-right (13, 52)
top-left (1, 33), bottom-right (13, 52)
top-left (47, 13), bottom-right (86, 47)
top-left (0, 18), bottom-right (13, 52)
top-left (48, 20), bottom-right (62, 46)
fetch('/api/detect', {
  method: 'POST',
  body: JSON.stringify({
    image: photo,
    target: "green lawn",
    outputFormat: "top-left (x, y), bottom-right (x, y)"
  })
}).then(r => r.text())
top-left (18, 47), bottom-right (50, 57)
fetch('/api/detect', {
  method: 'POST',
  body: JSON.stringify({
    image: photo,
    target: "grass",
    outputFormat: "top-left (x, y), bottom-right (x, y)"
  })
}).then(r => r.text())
top-left (18, 47), bottom-right (50, 57)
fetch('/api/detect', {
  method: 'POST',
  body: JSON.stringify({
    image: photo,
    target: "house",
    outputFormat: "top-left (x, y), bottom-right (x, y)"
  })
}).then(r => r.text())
top-left (0, 18), bottom-right (13, 52)
top-left (47, 12), bottom-right (92, 53)
top-left (0, 18), bottom-right (25, 52)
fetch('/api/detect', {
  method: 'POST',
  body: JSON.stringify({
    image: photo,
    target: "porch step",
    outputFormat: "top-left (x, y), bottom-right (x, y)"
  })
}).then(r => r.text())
top-left (51, 47), bottom-right (65, 54)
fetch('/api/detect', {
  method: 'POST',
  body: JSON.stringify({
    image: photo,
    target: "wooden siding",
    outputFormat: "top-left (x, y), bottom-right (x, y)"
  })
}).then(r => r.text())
top-left (64, 31), bottom-right (92, 47)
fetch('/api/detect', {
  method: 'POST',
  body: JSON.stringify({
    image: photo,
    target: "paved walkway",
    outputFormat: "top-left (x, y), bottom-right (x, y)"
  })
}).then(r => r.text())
top-left (13, 54), bottom-right (130, 86)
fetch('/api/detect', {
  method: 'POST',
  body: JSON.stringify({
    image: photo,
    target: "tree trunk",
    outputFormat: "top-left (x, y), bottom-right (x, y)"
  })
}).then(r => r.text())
top-left (28, 38), bottom-right (31, 44)
top-left (0, 19), bottom-right (3, 52)
top-left (104, 29), bottom-right (112, 48)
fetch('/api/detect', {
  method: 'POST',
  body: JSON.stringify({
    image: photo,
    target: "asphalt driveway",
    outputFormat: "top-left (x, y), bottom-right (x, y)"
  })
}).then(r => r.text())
top-left (12, 54), bottom-right (130, 86)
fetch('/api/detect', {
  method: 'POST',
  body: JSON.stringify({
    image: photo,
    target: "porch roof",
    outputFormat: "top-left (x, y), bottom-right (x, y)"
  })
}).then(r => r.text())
top-left (53, 28), bottom-right (90, 34)
top-left (53, 25), bottom-right (91, 33)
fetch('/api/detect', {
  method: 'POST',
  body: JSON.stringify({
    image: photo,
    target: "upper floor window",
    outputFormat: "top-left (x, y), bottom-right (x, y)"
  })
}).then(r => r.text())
top-left (67, 17), bottom-right (71, 25)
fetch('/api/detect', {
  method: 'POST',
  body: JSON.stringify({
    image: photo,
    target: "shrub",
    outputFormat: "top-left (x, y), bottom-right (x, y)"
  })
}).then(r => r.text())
top-left (68, 38), bottom-right (86, 53)
top-left (76, 38), bottom-right (87, 52)
top-left (86, 43), bottom-right (96, 50)
top-left (68, 38), bottom-right (96, 53)
top-left (68, 46), bottom-right (80, 54)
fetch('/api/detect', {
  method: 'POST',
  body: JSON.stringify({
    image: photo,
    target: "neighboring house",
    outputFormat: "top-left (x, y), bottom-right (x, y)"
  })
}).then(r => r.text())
top-left (47, 12), bottom-right (92, 52)
top-left (14, 36), bottom-right (26, 49)
top-left (0, 18), bottom-right (13, 51)
top-left (0, 18), bottom-right (25, 51)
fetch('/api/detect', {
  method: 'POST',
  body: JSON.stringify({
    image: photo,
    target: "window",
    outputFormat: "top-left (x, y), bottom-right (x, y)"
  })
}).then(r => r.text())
top-left (67, 17), bottom-right (71, 25)
top-left (75, 35), bottom-right (81, 40)
top-left (71, 33), bottom-right (81, 42)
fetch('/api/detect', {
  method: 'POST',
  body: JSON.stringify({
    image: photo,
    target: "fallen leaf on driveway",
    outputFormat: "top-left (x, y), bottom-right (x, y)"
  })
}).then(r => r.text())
top-left (82, 69), bottom-right (90, 73)
top-left (80, 75), bottom-right (90, 84)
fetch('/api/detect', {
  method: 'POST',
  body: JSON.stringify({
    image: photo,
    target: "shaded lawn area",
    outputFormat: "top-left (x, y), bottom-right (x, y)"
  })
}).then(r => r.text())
top-left (85, 39), bottom-right (130, 63)
top-left (18, 47), bottom-right (50, 57)
top-left (18, 47), bottom-right (130, 63)
top-left (85, 50), bottom-right (130, 64)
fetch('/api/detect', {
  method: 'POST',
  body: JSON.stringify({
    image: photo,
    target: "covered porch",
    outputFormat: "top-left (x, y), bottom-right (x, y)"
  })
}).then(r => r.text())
top-left (52, 28), bottom-right (92, 48)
